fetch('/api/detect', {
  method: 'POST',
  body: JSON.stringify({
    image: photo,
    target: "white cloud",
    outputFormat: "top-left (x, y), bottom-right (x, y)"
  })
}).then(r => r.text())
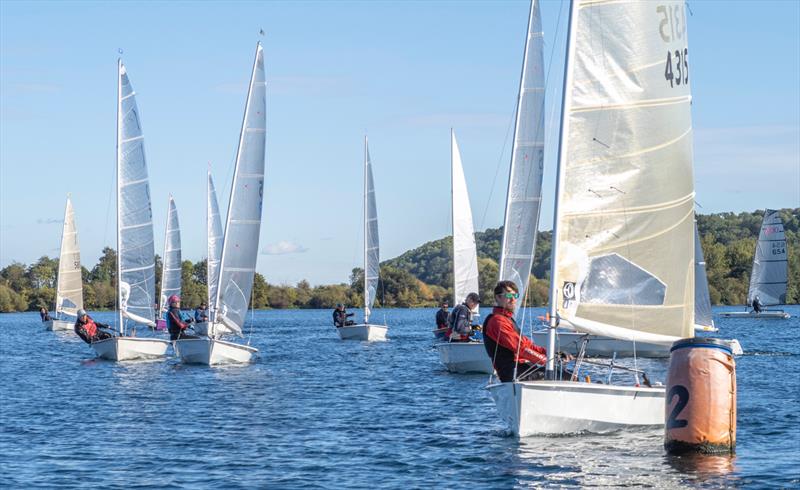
top-left (261, 240), bottom-right (308, 255)
top-left (36, 218), bottom-right (62, 225)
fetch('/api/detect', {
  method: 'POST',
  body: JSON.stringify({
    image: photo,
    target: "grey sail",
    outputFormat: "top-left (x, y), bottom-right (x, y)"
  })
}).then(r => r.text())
top-left (748, 209), bottom-right (788, 306)
top-left (694, 222), bottom-right (714, 330)
top-left (55, 196), bottom-right (83, 318)
top-left (499, 0), bottom-right (546, 307)
top-left (159, 196), bottom-right (182, 318)
top-left (215, 43), bottom-right (266, 336)
top-left (117, 60), bottom-right (157, 328)
top-left (207, 172), bottom-right (224, 311)
top-left (364, 138), bottom-right (380, 322)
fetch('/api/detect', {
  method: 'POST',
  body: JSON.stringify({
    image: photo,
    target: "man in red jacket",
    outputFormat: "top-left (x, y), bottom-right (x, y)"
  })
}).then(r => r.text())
top-left (483, 280), bottom-right (550, 382)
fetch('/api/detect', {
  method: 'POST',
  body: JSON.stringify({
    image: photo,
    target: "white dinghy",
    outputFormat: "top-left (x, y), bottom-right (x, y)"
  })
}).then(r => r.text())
top-left (489, 0), bottom-right (699, 436)
top-left (155, 196), bottom-right (181, 330)
top-left (175, 43), bottom-right (265, 365)
top-left (435, 130), bottom-right (490, 373)
top-left (719, 209), bottom-right (791, 319)
top-left (45, 196), bottom-right (84, 331)
top-left (91, 60), bottom-right (169, 361)
top-left (337, 137), bottom-right (387, 341)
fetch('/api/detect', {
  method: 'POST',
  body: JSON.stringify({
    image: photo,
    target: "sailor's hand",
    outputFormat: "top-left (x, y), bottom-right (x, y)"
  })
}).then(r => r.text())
top-left (471, 325), bottom-right (482, 331)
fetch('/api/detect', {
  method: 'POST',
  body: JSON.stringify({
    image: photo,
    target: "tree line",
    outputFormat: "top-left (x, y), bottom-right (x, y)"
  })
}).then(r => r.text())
top-left (1, 208), bottom-right (797, 312)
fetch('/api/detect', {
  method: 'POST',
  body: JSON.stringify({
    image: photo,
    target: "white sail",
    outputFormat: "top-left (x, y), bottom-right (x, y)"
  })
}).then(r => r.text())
top-left (499, 0), bottom-right (546, 306)
top-left (364, 137), bottom-right (380, 322)
top-left (451, 130), bottom-right (480, 309)
top-left (54, 196), bottom-right (83, 317)
top-left (551, 0), bottom-right (695, 345)
top-left (694, 222), bottom-right (714, 330)
top-left (215, 43), bottom-right (266, 336)
top-left (117, 61), bottom-right (157, 329)
top-left (207, 171), bottom-right (224, 310)
top-left (748, 209), bottom-right (788, 306)
top-left (158, 196), bottom-right (181, 318)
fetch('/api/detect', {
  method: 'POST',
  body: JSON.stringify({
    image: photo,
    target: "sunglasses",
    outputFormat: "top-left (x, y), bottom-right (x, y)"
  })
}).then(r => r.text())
top-left (503, 292), bottom-right (519, 299)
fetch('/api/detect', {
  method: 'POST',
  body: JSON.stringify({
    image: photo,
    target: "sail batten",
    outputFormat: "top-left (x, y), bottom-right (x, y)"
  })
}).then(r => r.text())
top-left (748, 209), bottom-right (788, 306)
top-left (451, 130), bottom-right (480, 308)
top-left (54, 197), bottom-right (83, 317)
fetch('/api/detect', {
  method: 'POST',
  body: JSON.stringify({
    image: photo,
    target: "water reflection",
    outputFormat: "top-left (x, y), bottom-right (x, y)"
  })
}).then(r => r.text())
top-left (666, 452), bottom-right (738, 482)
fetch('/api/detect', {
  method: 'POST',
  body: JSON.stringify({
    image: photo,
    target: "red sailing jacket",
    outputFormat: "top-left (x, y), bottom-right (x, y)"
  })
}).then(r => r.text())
top-left (484, 307), bottom-right (547, 365)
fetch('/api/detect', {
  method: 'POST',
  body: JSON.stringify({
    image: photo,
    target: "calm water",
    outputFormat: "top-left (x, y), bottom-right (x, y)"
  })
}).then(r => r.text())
top-left (1, 306), bottom-right (799, 488)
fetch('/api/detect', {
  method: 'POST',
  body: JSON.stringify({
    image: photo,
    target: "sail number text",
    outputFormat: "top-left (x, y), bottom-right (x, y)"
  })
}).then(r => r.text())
top-left (657, 4), bottom-right (686, 42)
top-left (664, 48), bottom-right (688, 88)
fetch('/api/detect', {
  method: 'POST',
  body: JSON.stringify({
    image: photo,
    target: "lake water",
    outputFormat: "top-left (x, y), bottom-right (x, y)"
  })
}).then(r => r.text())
top-left (1, 306), bottom-right (799, 488)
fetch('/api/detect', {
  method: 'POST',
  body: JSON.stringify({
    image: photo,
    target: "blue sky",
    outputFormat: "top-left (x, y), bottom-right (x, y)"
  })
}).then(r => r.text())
top-left (2, 0), bottom-right (798, 285)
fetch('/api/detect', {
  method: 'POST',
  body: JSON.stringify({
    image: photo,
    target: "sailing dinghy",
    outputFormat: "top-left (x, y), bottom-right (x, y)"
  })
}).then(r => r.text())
top-left (489, 0), bottom-right (697, 436)
top-left (337, 137), bottom-right (387, 341)
top-left (90, 60), bottom-right (170, 361)
top-left (45, 196), bottom-right (84, 331)
top-left (719, 209), bottom-right (791, 319)
top-left (156, 196), bottom-right (181, 330)
top-left (434, 130), bottom-right (491, 373)
top-left (174, 43), bottom-right (265, 365)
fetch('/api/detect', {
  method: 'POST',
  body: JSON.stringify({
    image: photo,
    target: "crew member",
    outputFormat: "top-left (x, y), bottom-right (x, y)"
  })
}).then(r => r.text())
top-left (447, 293), bottom-right (480, 342)
top-left (435, 302), bottom-right (449, 337)
top-left (167, 295), bottom-right (197, 341)
top-left (40, 306), bottom-right (51, 322)
top-left (195, 302), bottom-right (209, 323)
top-left (74, 309), bottom-right (113, 344)
top-left (752, 295), bottom-right (763, 314)
top-left (333, 304), bottom-right (354, 327)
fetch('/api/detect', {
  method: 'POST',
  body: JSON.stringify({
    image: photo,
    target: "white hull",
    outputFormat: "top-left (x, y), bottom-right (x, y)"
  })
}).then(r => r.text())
top-left (488, 380), bottom-right (665, 437)
top-left (192, 321), bottom-right (236, 337)
top-left (435, 341), bottom-right (494, 374)
top-left (718, 310), bottom-right (790, 319)
top-left (90, 337), bottom-right (170, 361)
top-left (336, 324), bottom-right (387, 341)
top-left (174, 337), bottom-right (258, 365)
top-left (45, 319), bottom-right (74, 331)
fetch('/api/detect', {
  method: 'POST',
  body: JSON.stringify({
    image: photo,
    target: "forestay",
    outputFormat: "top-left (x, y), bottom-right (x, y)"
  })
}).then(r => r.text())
top-left (499, 0), bottom-right (546, 306)
top-left (207, 172), bottom-right (224, 311)
top-left (159, 196), bottom-right (182, 317)
top-left (55, 196), bottom-right (83, 317)
top-left (215, 44), bottom-right (266, 336)
top-left (451, 130), bottom-right (480, 308)
top-left (552, 0), bottom-right (695, 344)
top-left (748, 209), bottom-right (788, 306)
top-left (117, 61), bottom-right (157, 328)
top-left (694, 222), bottom-right (714, 330)
top-left (364, 138), bottom-right (380, 322)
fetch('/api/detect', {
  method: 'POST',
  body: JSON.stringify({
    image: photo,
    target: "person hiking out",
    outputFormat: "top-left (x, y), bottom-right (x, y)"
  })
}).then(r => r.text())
top-left (74, 309), bottom-right (113, 344)
top-left (333, 304), bottom-right (355, 327)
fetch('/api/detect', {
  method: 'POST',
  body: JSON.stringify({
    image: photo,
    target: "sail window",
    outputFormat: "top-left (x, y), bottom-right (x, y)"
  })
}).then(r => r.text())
top-left (580, 253), bottom-right (666, 305)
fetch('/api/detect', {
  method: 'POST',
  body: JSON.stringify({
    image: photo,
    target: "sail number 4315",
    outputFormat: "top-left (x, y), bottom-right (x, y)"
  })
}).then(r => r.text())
top-left (664, 49), bottom-right (688, 88)
top-left (657, 4), bottom-right (689, 88)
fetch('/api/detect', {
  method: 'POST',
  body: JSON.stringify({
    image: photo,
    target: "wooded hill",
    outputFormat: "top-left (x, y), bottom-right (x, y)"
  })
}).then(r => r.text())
top-left (1, 208), bottom-right (797, 312)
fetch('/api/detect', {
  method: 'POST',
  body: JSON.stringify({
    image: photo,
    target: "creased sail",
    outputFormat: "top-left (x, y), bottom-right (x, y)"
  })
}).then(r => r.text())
top-left (748, 209), bottom-right (788, 306)
top-left (207, 172), bottom-right (224, 310)
top-left (499, 0), bottom-right (546, 307)
top-left (216, 44), bottom-right (266, 336)
top-left (363, 139), bottom-right (380, 321)
top-left (451, 131), bottom-right (479, 309)
top-left (117, 61), bottom-right (156, 327)
top-left (55, 197), bottom-right (83, 317)
top-left (159, 196), bottom-right (181, 316)
top-left (553, 0), bottom-right (695, 344)
top-left (694, 222), bottom-right (714, 330)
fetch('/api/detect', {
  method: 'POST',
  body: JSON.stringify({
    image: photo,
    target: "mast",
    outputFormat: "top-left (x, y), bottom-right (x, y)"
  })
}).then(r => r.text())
top-left (545, 0), bottom-right (578, 378)
top-left (207, 168), bottom-right (212, 314)
top-left (159, 195), bottom-right (171, 319)
top-left (450, 128), bottom-right (455, 306)
top-left (364, 135), bottom-right (369, 323)
top-left (53, 196), bottom-right (70, 318)
top-left (116, 59), bottom-right (124, 336)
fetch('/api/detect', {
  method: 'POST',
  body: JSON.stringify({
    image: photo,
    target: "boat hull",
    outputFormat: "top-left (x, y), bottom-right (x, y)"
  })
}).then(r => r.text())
top-left (488, 380), bottom-right (665, 437)
top-left (44, 319), bottom-right (74, 331)
top-left (435, 341), bottom-right (494, 374)
top-left (718, 310), bottom-right (790, 319)
top-left (90, 337), bottom-right (170, 361)
top-left (336, 324), bottom-right (387, 341)
top-left (174, 338), bottom-right (258, 365)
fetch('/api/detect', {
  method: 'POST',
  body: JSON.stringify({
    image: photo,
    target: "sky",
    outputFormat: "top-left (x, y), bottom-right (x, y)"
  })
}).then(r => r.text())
top-left (1, 0), bottom-right (799, 286)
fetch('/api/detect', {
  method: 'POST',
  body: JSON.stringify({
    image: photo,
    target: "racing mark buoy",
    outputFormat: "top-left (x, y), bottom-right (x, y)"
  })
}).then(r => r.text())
top-left (664, 337), bottom-right (736, 454)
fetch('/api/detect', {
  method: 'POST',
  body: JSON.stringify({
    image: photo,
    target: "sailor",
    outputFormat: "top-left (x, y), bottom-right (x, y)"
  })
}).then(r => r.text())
top-left (39, 306), bottom-right (51, 322)
top-left (435, 301), bottom-right (449, 331)
top-left (447, 293), bottom-right (480, 342)
top-left (333, 304), bottom-right (354, 327)
top-left (752, 295), bottom-right (763, 314)
top-left (194, 302), bottom-right (209, 323)
top-left (483, 281), bottom-right (551, 382)
top-left (166, 295), bottom-right (197, 341)
top-left (74, 309), bottom-right (113, 344)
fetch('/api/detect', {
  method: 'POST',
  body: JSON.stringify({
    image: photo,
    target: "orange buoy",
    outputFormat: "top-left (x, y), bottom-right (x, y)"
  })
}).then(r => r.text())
top-left (665, 338), bottom-right (736, 454)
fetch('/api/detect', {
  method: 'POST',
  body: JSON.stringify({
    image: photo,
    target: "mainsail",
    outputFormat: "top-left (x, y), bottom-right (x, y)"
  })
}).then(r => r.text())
top-left (215, 43), bottom-right (266, 336)
top-left (451, 130), bottom-right (480, 308)
top-left (55, 196), bottom-right (83, 317)
top-left (551, 0), bottom-right (695, 344)
top-left (694, 222), bottom-right (714, 330)
top-left (499, 0), bottom-right (546, 306)
top-left (364, 137), bottom-right (380, 322)
top-left (748, 209), bottom-right (788, 306)
top-left (207, 172), bottom-right (224, 311)
top-left (117, 60), bottom-right (157, 328)
top-left (159, 196), bottom-right (182, 317)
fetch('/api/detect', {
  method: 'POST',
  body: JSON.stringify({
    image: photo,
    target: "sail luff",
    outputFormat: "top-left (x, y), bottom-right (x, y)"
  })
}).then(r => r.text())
top-left (159, 196), bottom-right (181, 317)
top-left (116, 59), bottom-right (124, 333)
top-left (54, 196), bottom-right (83, 317)
top-left (451, 130), bottom-right (480, 309)
top-left (499, 0), bottom-right (547, 310)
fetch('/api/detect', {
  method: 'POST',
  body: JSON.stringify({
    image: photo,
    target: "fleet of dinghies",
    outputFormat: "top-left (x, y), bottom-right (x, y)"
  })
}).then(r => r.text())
top-left (38, 1), bottom-right (787, 438)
